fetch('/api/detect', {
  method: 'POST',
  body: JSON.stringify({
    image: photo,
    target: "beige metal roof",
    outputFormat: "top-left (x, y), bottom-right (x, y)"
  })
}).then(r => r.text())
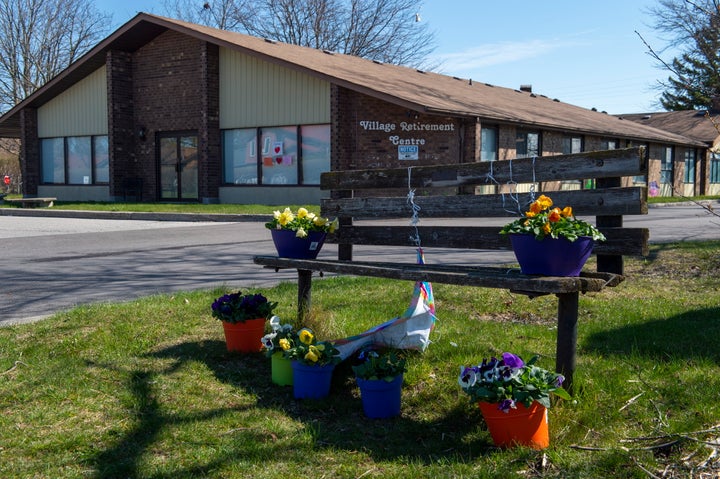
top-left (0, 12), bottom-right (705, 147)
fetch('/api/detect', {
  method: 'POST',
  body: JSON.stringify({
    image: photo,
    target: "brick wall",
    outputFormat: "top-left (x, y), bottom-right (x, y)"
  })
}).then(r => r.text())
top-left (20, 108), bottom-right (39, 196)
top-left (332, 86), bottom-right (462, 171)
top-left (107, 50), bottom-right (136, 199)
top-left (199, 42), bottom-right (220, 203)
top-left (132, 30), bottom-right (208, 201)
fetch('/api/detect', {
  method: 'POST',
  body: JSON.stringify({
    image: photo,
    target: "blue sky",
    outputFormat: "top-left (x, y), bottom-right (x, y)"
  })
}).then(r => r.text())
top-left (96, 0), bottom-right (674, 115)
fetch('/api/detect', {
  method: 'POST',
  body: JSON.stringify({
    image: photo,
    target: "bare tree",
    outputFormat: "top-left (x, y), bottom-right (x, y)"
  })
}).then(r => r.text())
top-left (164, 0), bottom-right (254, 30)
top-left (163, 0), bottom-right (436, 69)
top-left (0, 0), bottom-right (110, 114)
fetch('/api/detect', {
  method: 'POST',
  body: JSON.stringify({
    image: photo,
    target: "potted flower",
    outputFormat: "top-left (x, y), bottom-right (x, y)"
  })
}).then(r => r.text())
top-left (283, 327), bottom-right (341, 399)
top-left (211, 290), bottom-right (277, 353)
top-left (265, 207), bottom-right (339, 259)
top-left (499, 194), bottom-right (606, 276)
top-left (458, 352), bottom-right (571, 449)
top-left (261, 316), bottom-right (296, 386)
top-left (352, 347), bottom-right (407, 418)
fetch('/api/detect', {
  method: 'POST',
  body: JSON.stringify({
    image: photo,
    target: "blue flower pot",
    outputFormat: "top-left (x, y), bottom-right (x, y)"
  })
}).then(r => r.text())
top-left (510, 234), bottom-right (594, 277)
top-left (356, 374), bottom-right (403, 418)
top-left (270, 229), bottom-right (327, 259)
top-left (291, 361), bottom-right (335, 399)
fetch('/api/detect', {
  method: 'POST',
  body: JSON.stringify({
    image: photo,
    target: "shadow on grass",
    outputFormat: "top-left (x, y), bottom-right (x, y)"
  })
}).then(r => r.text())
top-left (584, 306), bottom-right (720, 362)
top-left (88, 339), bottom-right (491, 477)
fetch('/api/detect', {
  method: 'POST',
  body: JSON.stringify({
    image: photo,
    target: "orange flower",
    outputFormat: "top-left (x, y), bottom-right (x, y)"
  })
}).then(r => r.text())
top-left (536, 195), bottom-right (553, 210)
top-left (548, 208), bottom-right (562, 223)
top-left (543, 223), bottom-right (552, 234)
top-left (562, 206), bottom-right (573, 218)
top-left (527, 201), bottom-right (543, 216)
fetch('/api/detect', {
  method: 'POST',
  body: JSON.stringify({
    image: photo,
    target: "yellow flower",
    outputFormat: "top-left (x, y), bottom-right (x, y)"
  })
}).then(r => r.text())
top-left (297, 207), bottom-right (309, 219)
top-left (313, 216), bottom-right (328, 227)
top-left (328, 218), bottom-right (339, 234)
top-left (295, 227), bottom-right (308, 238)
top-left (279, 338), bottom-right (290, 350)
top-left (562, 206), bottom-right (573, 218)
top-left (298, 328), bottom-right (314, 345)
top-left (277, 207), bottom-right (294, 226)
top-left (543, 223), bottom-right (552, 234)
top-left (305, 346), bottom-right (319, 363)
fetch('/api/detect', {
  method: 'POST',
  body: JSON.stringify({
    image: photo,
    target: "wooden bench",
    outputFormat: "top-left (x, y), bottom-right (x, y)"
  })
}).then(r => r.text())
top-left (254, 147), bottom-right (649, 391)
top-left (4, 197), bottom-right (57, 208)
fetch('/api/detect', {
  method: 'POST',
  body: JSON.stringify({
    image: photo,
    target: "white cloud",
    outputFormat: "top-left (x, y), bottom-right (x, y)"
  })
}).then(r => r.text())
top-left (433, 38), bottom-right (577, 75)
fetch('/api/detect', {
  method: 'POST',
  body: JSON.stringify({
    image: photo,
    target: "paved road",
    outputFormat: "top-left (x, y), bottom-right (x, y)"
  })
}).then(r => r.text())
top-left (1, 203), bottom-right (718, 325)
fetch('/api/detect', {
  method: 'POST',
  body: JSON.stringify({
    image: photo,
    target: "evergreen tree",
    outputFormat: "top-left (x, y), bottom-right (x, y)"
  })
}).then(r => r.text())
top-left (649, 0), bottom-right (720, 111)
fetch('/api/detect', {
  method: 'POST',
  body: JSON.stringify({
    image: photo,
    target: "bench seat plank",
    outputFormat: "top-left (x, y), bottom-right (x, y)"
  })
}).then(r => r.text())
top-left (253, 256), bottom-right (623, 294)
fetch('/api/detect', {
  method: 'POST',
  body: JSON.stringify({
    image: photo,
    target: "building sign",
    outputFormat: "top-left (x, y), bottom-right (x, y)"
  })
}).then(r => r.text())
top-left (358, 120), bottom-right (455, 160)
top-left (398, 145), bottom-right (419, 160)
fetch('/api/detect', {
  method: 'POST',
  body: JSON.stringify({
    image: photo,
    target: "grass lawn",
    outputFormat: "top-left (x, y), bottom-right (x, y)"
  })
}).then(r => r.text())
top-left (1, 241), bottom-right (719, 478)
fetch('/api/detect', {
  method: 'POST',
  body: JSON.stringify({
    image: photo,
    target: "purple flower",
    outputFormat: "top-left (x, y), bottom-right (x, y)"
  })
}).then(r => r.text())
top-left (498, 399), bottom-right (516, 413)
top-left (501, 352), bottom-right (524, 369)
top-left (555, 375), bottom-right (565, 388)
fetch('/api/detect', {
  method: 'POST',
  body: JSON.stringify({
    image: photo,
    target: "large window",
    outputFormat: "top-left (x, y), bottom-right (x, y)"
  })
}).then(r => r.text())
top-left (562, 135), bottom-right (584, 188)
top-left (601, 139), bottom-right (619, 150)
top-left (562, 136), bottom-right (583, 155)
top-left (222, 124), bottom-right (330, 185)
top-left (94, 136), bottom-right (109, 183)
top-left (41, 135), bottom-right (109, 185)
top-left (67, 137), bottom-right (91, 184)
top-left (516, 130), bottom-right (540, 158)
top-left (41, 138), bottom-right (64, 183)
top-left (301, 124), bottom-right (330, 184)
top-left (261, 126), bottom-right (298, 185)
top-left (660, 146), bottom-right (674, 184)
top-left (684, 149), bottom-right (696, 183)
top-left (711, 152), bottom-right (720, 183)
top-left (481, 127), bottom-right (498, 161)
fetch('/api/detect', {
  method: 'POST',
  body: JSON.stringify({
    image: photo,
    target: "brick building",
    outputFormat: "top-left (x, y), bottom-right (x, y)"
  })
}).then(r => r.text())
top-left (0, 13), bottom-right (710, 203)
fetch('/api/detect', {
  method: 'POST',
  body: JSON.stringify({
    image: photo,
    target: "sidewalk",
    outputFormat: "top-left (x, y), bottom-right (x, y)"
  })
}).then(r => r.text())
top-left (0, 206), bottom-right (269, 222)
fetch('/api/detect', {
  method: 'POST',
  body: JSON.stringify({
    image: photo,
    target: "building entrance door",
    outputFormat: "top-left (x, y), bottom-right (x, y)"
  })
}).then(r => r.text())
top-left (159, 133), bottom-right (198, 201)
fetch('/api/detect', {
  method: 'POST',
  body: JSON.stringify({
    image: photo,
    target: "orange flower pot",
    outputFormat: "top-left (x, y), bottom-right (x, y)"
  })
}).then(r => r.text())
top-left (478, 401), bottom-right (550, 449)
top-left (221, 318), bottom-right (266, 353)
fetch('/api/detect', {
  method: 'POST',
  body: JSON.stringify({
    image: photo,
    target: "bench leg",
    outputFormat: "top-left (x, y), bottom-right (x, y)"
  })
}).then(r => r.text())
top-left (297, 269), bottom-right (313, 322)
top-left (555, 292), bottom-right (579, 394)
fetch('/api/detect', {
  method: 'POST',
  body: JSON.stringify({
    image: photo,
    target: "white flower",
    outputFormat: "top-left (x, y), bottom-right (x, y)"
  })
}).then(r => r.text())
top-left (269, 315), bottom-right (282, 331)
top-left (458, 366), bottom-right (477, 389)
top-left (261, 332), bottom-right (277, 350)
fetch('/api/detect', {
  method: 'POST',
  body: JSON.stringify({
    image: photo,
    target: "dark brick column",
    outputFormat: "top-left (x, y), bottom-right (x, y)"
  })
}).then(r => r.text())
top-left (200, 42), bottom-right (220, 203)
top-left (19, 108), bottom-right (39, 197)
top-left (106, 50), bottom-right (136, 200)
